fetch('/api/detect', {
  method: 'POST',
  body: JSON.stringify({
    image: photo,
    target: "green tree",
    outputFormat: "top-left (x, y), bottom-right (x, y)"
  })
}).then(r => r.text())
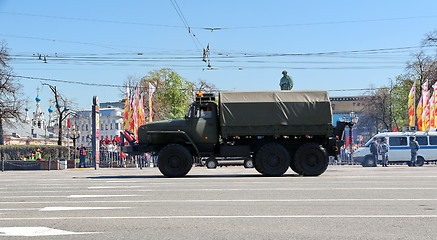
top-left (141, 68), bottom-right (194, 121)
top-left (391, 75), bottom-right (414, 128)
top-left (363, 30), bottom-right (437, 132)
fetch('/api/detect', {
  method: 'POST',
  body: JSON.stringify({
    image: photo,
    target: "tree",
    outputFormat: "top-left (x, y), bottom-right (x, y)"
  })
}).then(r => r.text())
top-left (42, 83), bottom-right (73, 145)
top-left (195, 79), bottom-right (218, 94)
top-left (0, 41), bottom-right (23, 145)
top-left (363, 30), bottom-right (437, 132)
top-left (360, 88), bottom-right (393, 133)
top-left (141, 68), bottom-right (194, 120)
top-left (391, 75), bottom-right (414, 128)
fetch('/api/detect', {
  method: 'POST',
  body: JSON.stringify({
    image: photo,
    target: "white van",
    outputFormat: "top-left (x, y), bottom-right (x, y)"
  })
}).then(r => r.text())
top-left (352, 131), bottom-right (437, 167)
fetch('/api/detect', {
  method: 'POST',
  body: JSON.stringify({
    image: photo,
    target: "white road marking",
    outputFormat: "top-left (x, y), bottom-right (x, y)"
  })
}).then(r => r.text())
top-left (105, 181), bottom-right (139, 183)
top-left (40, 206), bottom-right (132, 211)
top-left (2, 198), bottom-right (437, 204)
top-left (68, 194), bottom-right (138, 198)
top-left (1, 215), bottom-right (437, 221)
top-left (0, 208), bottom-right (40, 211)
top-left (1, 187), bottom-right (437, 195)
top-left (0, 196), bottom-right (66, 199)
top-left (88, 186), bottom-right (143, 189)
top-left (0, 227), bottom-right (98, 236)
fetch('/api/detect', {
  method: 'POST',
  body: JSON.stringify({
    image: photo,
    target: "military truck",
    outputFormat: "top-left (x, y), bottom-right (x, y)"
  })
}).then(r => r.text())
top-left (121, 91), bottom-right (349, 177)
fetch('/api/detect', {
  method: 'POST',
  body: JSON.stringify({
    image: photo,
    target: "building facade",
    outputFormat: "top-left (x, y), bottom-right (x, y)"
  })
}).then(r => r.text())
top-left (71, 107), bottom-right (124, 147)
top-left (3, 95), bottom-right (58, 145)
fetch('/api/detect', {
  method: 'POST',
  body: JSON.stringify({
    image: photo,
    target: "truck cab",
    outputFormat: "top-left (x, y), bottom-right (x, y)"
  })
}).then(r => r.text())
top-left (184, 95), bottom-right (219, 153)
top-left (134, 93), bottom-right (219, 156)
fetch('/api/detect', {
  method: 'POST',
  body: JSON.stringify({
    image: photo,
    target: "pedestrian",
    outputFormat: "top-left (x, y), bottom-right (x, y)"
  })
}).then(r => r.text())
top-left (33, 148), bottom-right (43, 160)
top-left (77, 144), bottom-right (87, 168)
top-left (119, 151), bottom-right (126, 168)
top-left (380, 137), bottom-right (389, 167)
top-left (409, 136), bottom-right (420, 167)
top-left (369, 138), bottom-right (379, 167)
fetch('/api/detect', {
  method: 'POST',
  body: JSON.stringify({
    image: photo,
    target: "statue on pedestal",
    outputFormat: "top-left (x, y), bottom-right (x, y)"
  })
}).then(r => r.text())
top-left (279, 70), bottom-right (293, 90)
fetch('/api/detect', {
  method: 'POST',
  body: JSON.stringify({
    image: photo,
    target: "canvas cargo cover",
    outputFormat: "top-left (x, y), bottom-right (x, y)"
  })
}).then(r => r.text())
top-left (219, 91), bottom-right (332, 136)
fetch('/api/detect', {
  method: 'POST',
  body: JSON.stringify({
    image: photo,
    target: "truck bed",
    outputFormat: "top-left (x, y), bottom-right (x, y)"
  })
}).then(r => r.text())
top-left (219, 91), bottom-right (333, 138)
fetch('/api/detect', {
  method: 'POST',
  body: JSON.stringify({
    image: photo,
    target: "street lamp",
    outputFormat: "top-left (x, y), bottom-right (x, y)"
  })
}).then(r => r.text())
top-left (70, 126), bottom-right (81, 148)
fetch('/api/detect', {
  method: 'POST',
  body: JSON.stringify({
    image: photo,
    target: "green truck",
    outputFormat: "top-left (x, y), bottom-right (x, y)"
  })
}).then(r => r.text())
top-left (121, 91), bottom-right (349, 177)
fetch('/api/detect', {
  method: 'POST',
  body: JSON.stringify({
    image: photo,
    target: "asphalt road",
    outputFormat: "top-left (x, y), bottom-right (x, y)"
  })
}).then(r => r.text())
top-left (1, 165), bottom-right (437, 239)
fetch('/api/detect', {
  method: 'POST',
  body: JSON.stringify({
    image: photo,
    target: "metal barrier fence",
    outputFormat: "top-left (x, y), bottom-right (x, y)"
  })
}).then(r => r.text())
top-left (75, 149), bottom-right (158, 169)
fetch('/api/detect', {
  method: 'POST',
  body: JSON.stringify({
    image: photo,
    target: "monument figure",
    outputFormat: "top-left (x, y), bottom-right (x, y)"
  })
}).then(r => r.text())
top-left (279, 70), bottom-right (293, 90)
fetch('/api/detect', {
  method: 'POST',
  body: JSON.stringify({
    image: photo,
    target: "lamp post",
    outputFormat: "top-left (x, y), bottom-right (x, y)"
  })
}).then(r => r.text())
top-left (69, 126), bottom-right (81, 148)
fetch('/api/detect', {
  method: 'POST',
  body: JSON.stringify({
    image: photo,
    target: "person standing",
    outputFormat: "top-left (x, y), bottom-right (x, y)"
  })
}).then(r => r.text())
top-left (34, 148), bottom-right (43, 160)
top-left (119, 151), bottom-right (126, 168)
top-left (369, 138), bottom-right (379, 167)
top-left (380, 138), bottom-right (389, 167)
top-left (409, 136), bottom-right (420, 167)
top-left (77, 144), bottom-right (87, 168)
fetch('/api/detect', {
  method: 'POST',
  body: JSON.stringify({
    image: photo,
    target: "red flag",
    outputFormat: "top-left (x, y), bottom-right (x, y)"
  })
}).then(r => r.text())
top-left (138, 93), bottom-right (146, 126)
top-left (431, 82), bottom-right (437, 128)
top-left (123, 86), bottom-right (131, 130)
top-left (393, 125), bottom-right (398, 132)
top-left (148, 83), bottom-right (156, 122)
top-left (407, 81), bottom-right (416, 126)
top-left (422, 81), bottom-right (430, 130)
top-left (417, 95), bottom-right (424, 131)
top-left (67, 119), bottom-right (71, 128)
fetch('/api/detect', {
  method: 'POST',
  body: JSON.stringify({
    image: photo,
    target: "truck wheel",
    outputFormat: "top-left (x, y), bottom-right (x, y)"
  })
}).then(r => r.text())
top-left (244, 158), bottom-right (254, 168)
top-left (289, 159), bottom-right (303, 175)
top-left (253, 156), bottom-right (264, 174)
top-left (255, 143), bottom-right (290, 176)
top-left (294, 143), bottom-right (328, 176)
top-left (158, 144), bottom-right (193, 177)
top-left (416, 156), bottom-right (425, 167)
top-left (206, 158), bottom-right (218, 169)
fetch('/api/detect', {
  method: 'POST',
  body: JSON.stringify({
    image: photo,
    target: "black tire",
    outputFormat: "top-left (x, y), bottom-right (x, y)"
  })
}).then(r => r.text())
top-left (416, 156), bottom-right (425, 167)
top-left (206, 158), bottom-right (218, 169)
top-left (289, 157), bottom-right (303, 175)
top-left (158, 144), bottom-right (193, 177)
top-left (294, 143), bottom-right (328, 176)
top-left (253, 155), bottom-right (264, 174)
top-left (362, 155), bottom-right (377, 167)
top-left (255, 143), bottom-right (290, 176)
top-left (243, 158), bottom-right (254, 168)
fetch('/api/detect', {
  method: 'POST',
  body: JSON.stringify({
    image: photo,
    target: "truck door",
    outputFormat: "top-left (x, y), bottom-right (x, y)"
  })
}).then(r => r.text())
top-left (188, 104), bottom-right (219, 148)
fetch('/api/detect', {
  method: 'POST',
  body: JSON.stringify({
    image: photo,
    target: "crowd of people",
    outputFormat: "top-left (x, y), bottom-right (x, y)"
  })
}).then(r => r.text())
top-left (19, 148), bottom-right (43, 161)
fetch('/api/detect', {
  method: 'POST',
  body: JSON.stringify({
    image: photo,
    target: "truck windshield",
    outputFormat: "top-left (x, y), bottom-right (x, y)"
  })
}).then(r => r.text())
top-left (198, 107), bottom-right (212, 119)
top-left (186, 105), bottom-right (195, 118)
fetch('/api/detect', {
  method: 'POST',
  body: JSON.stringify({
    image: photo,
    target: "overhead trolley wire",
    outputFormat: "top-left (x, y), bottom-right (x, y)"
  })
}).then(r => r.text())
top-left (169, 0), bottom-right (203, 51)
top-left (12, 74), bottom-right (393, 92)
top-left (2, 11), bottom-right (436, 30)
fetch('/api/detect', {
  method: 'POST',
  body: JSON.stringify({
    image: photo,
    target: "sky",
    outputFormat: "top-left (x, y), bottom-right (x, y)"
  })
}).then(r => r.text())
top-left (1, 0), bottom-right (437, 113)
